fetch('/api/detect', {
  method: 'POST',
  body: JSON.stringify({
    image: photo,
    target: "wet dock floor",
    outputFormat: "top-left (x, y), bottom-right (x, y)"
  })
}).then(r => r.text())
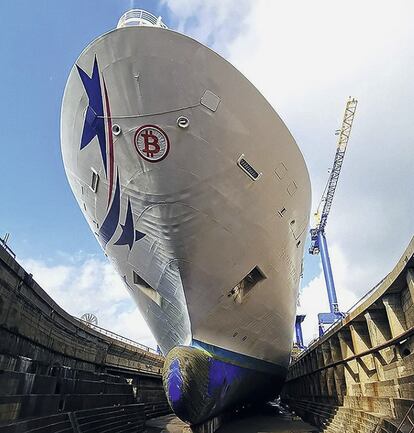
top-left (146, 406), bottom-right (317, 433)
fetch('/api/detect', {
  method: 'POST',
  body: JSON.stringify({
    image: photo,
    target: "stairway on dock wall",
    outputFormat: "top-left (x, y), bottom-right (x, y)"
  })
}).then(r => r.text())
top-left (0, 353), bottom-right (146, 431)
top-left (0, 404), bottom-right (147, 433)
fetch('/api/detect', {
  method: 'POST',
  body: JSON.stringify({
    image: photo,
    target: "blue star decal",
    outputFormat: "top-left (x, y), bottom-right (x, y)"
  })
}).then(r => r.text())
top-left (114, 197), bottom-right (146, 250)
top-left (76, 57), bottom-right (107, 175)
top-left (98, 171), bottom-right (120, 246)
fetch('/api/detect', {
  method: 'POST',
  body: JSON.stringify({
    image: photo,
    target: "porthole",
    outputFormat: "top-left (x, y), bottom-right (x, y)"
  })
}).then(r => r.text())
top-left (177, 116), bottom-right (189, 129)
top-left (112, 124), bottom-right (121, 135)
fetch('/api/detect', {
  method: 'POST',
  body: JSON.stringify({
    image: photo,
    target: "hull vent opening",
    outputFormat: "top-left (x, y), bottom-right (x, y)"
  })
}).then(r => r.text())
top-left (228, 266), bottom-right (266, 303)
top-left (278, 207), bottom-right (287, 218)
top-left (237, 155), bottom-right (262, 181)
top-left (133, 271), bottom-right (151, 287)
top-left (133, 271), bottom-right (162, 306)
top-left (90, 168), bottom-right (99, 192)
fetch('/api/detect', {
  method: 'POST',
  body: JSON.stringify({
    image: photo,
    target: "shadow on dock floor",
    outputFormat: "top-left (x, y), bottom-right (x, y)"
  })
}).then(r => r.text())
top-left (146, 404), bottom-right (318, 433)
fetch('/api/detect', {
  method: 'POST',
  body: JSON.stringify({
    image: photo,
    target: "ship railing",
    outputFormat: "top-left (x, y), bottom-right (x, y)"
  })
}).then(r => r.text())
top-left (0, 233), bottom-right (16, 259)
top-left (75, 317), bottom-right (159, 355)
top-left (117, 9), bottom-right (168, 29)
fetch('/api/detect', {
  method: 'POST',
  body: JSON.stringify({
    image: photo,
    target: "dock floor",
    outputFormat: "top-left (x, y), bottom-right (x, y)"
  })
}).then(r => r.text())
top-left (146, 414), bottom-right (188, 433)
top-left (146, 407), bottom-right (317, 433)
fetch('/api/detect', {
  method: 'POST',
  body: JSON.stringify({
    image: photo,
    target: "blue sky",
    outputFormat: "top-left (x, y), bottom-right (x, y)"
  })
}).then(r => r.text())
top-left (0, 0), bottom-right (171, 260)
top-left (1, 0), bottom-right (412, 345)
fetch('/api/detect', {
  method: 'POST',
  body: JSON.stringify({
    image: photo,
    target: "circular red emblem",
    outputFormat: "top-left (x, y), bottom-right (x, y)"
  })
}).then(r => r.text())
top-left (134, 125), bottom-right (170, 163)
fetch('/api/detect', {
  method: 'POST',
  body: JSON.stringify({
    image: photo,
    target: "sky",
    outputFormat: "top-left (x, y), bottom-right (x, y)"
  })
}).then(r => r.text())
top-left (1, 0), bottom-right (413, 347)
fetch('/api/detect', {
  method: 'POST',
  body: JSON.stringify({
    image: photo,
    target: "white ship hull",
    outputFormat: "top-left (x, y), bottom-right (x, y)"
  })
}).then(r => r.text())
top-left (61, 23), bottom-right (311, 424)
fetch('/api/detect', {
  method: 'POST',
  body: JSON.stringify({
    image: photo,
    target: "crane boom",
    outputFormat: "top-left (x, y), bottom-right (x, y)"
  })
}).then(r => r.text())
top-left (310, 97), bottom-right (358, 254)
top-left (308, 97), bottom-right (358, 336)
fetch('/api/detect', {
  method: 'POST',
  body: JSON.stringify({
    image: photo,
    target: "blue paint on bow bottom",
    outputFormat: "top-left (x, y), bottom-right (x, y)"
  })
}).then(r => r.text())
top-left (168, 358), bottom-right (183, 403)
top-left (163, 344), bottom-right (286, 425)
top-left (207, 358), bottom-right (243, 398)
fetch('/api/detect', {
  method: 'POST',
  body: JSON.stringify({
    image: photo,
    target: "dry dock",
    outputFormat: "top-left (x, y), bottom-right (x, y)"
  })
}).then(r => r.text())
top-left (0, 236), bottom-right (413, 432)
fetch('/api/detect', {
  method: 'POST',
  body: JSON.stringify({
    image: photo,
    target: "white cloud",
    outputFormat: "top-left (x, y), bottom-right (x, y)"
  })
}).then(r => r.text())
top-left (165, 0), bottom-right (414, 341)
top-left (161, 0), bottom-right (250, 54)
top-left (109, 307), bottom-right (156, 348)
top-left (225, 1), bottom-right (414, 290)
top-left (21, 256), bottom-right (157, 349)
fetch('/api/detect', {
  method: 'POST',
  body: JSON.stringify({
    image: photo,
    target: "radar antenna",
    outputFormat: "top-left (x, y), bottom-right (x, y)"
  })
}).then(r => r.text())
top-left (80, 313), bottom-right (98, 326)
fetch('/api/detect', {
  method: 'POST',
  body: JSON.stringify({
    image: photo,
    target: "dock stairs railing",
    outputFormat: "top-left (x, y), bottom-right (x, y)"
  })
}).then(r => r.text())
top-left (395, 403), bottom-right (414, 433)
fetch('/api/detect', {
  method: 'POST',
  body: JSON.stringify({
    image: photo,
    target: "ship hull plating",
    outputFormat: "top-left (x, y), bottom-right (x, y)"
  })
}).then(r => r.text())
top-left (61, 24), bottom-right (311, 423)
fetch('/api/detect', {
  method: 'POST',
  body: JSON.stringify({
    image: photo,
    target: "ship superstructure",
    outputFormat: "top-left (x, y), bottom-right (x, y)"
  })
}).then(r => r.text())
top-left (61, 9), bottom-right (311, 424)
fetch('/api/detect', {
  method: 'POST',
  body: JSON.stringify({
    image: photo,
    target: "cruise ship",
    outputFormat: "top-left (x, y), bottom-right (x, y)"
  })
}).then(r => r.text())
top-left (61, 9), bottom-right (311, 425)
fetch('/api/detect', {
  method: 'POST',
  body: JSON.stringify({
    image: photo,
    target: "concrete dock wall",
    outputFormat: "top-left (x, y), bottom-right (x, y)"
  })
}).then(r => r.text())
top-left (0, 245), bottom-right (163, 376)
top-left (282, 237), bottom-right (414, 432)
top-left (0, 245), bottom-right (170, 428)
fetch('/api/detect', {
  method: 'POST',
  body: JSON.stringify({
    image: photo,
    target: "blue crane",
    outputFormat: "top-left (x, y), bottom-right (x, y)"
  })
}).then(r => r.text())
top-left (295, 314), bottom-right (306, 349)
top-left (309, 97), bottom-right (358, 336)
